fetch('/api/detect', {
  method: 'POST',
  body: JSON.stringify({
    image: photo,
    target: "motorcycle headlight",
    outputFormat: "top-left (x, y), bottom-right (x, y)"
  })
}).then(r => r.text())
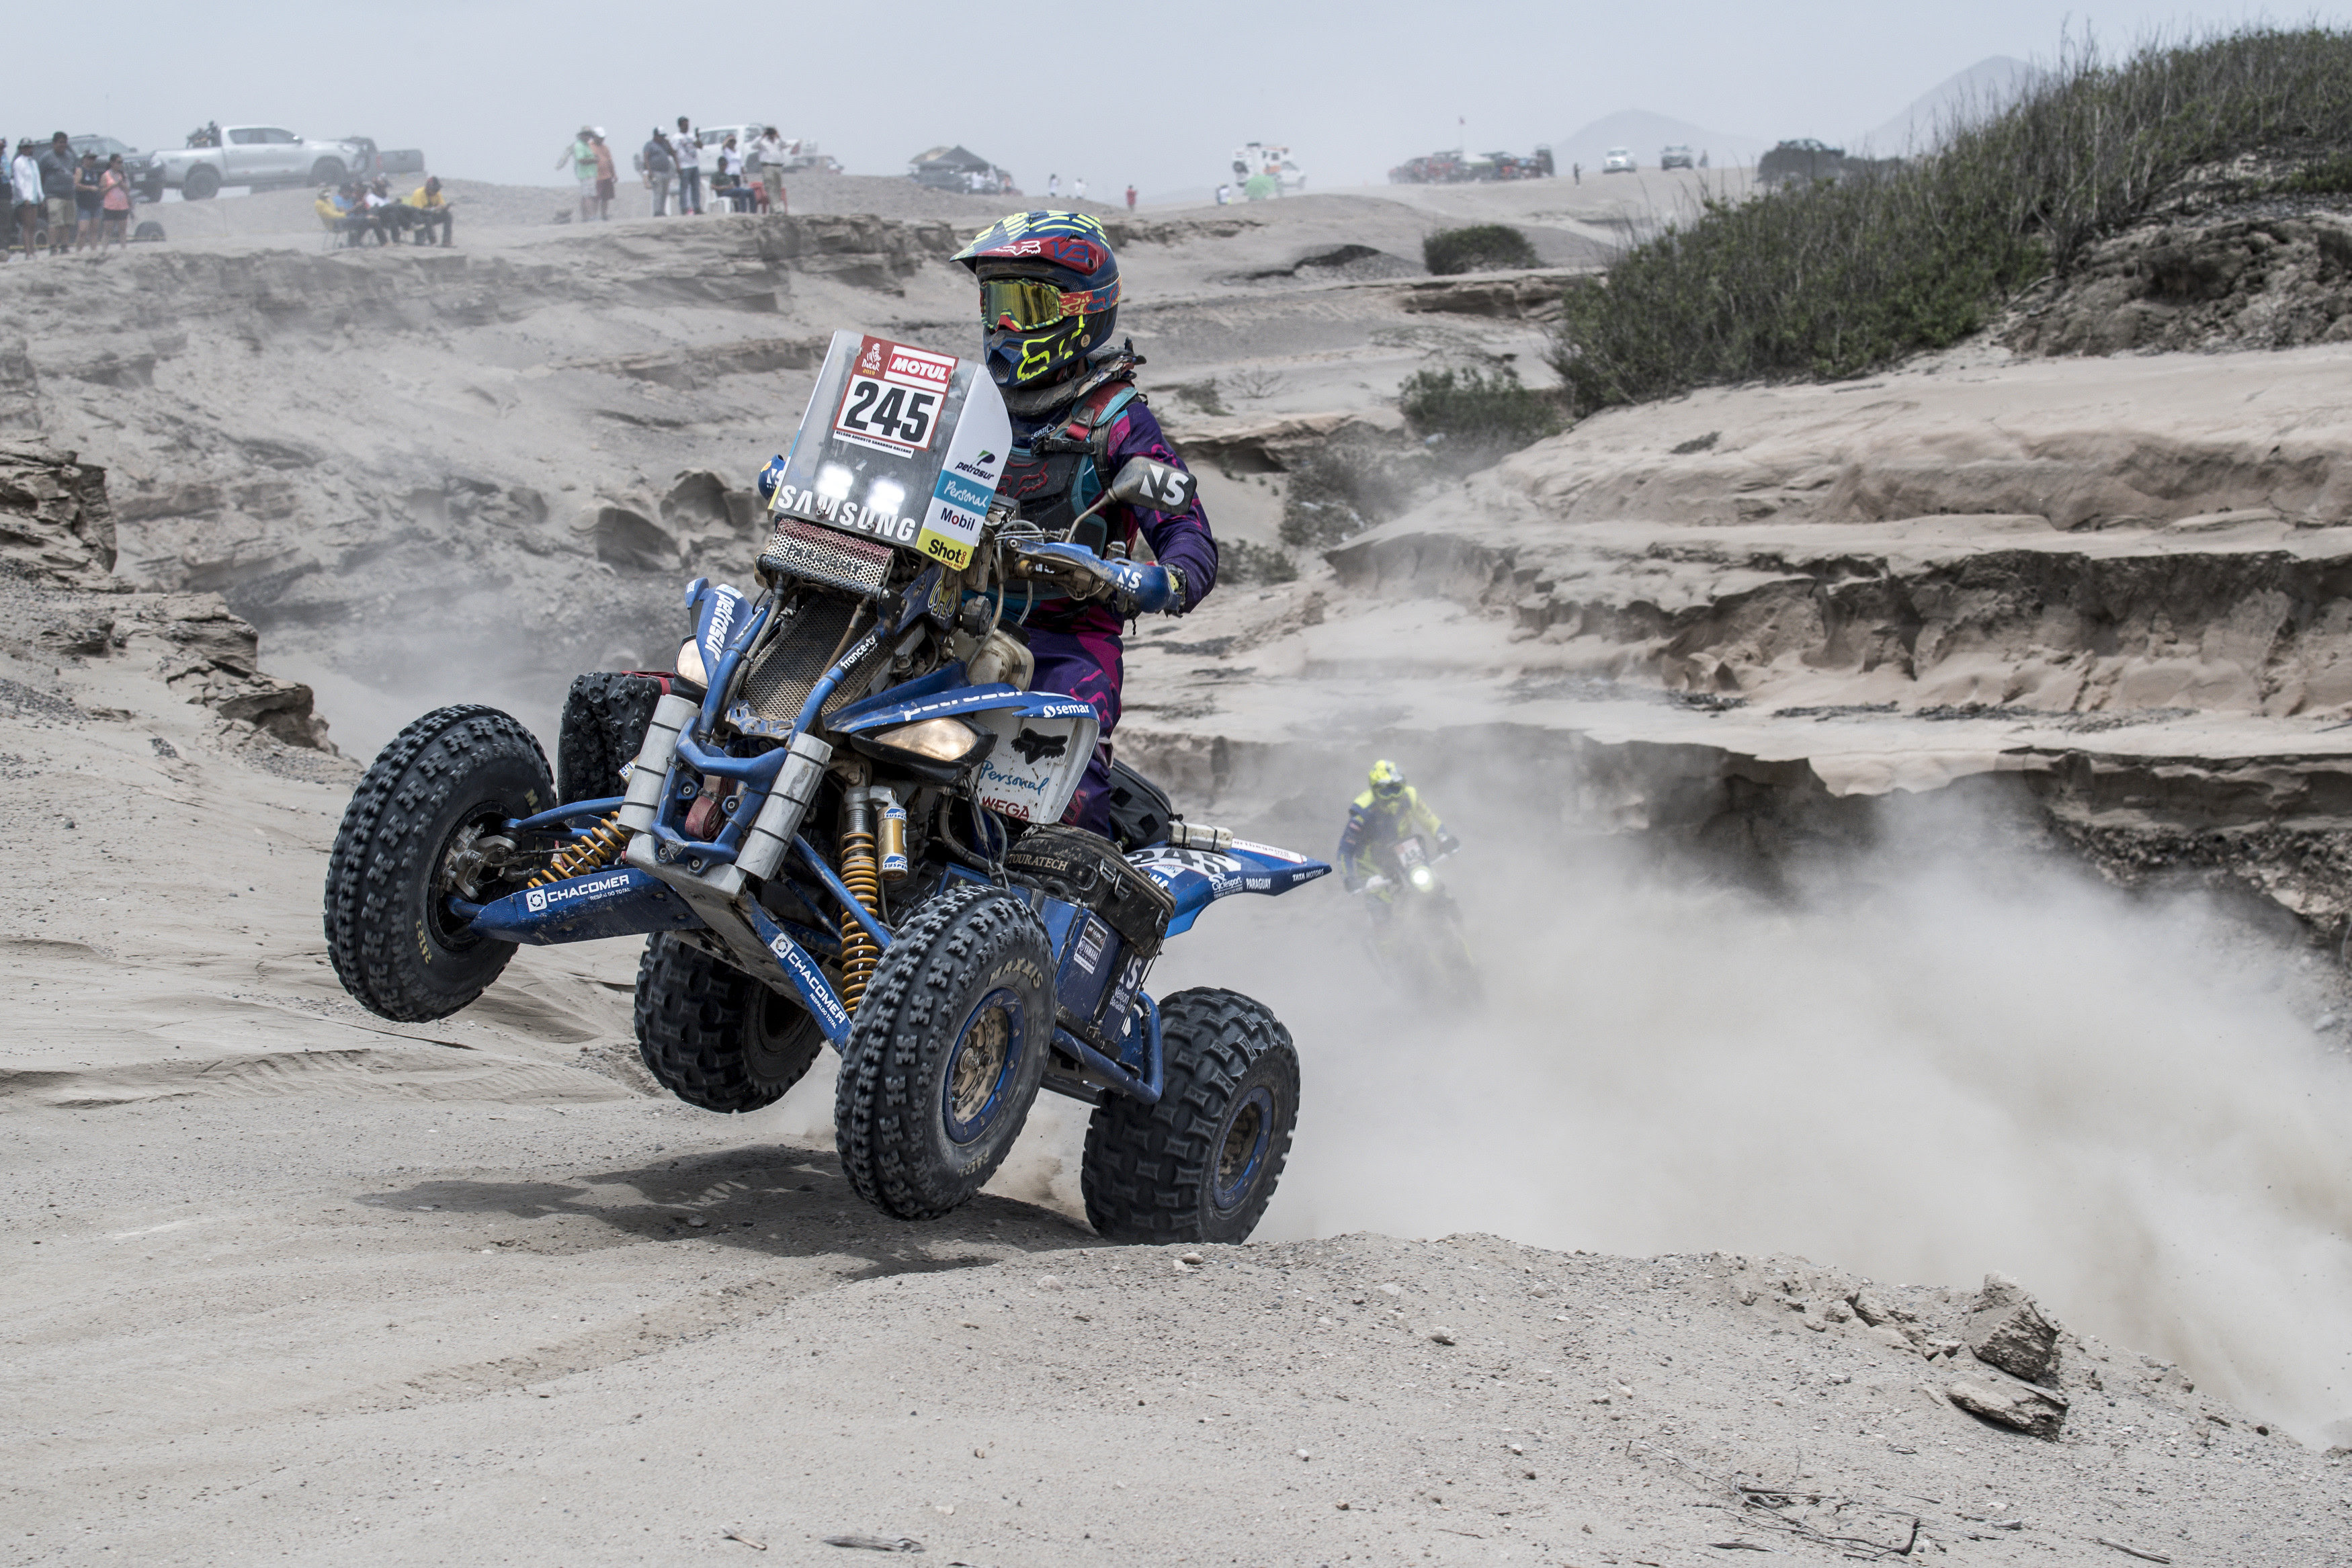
top-left (676, 637), bottom-right (708, 687)
top-left (1409, 864), bottom-right (1437, 892)
top-left (849, 717), bottom-right (994, 778)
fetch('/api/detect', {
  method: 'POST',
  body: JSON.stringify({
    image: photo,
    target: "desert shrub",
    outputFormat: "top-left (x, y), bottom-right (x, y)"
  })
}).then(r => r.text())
top-left (1552, 25), bottom-right (2352, 412)
top-left (1218, 539), bottom-right (1298, 585)
top-left (2276, 152), bottom-right (2352, 194)
top-left (1279, 430), bottom-right (1425, 550)
top-left (1423, 224), bottom-right (1540, 275)
top-left (1398, 365), bottom-right (1566, 449)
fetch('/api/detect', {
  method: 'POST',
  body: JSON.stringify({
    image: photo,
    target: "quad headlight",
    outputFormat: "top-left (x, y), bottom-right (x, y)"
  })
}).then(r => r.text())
top-left (849, 716), bottom-right (994, 778)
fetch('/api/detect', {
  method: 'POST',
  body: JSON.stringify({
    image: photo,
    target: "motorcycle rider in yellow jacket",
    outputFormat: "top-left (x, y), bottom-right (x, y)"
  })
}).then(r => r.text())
top-left (1337, 759), bottom-right (1458, 905)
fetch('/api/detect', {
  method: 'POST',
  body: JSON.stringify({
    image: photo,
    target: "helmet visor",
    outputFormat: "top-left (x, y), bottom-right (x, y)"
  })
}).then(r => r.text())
top-left (980, 277), bottom-right (1117, 331)
top-left (1374, 780), bottom-right (1404, 799)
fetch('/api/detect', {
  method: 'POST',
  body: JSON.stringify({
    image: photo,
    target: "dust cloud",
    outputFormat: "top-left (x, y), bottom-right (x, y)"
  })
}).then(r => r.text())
top-left (722, 760), bottom-right (2352, 1441)
top-left (1148, 784), bottom-right (2352, 1444)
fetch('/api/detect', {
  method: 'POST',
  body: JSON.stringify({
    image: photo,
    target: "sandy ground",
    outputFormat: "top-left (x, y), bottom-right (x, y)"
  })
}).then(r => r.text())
top-left (8, 167), bottom-right (2352, 1566)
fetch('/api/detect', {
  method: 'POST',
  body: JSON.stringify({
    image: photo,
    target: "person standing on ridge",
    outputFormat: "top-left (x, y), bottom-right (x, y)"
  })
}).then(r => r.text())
top-left (671, 118), bottom-right (702, 215)
top-left (556, 127), bottom-right (597, 222)
top-left (952, 211), bottom-right (1216, 836)
top-left (1046, 172), bottom-right (1060, 199)
top-left (754, 126), bottom-right (786, 213)
top-left (1124, 183), bottom-right (1136, 210)
top-left (38, 134), bottom-right (76, 255)
top-left (10, 141), bottom-right (41, 259)
top-left (641, 128), bottom-right (674, 216)
top-left (590, 130), bottom-right (617, 220)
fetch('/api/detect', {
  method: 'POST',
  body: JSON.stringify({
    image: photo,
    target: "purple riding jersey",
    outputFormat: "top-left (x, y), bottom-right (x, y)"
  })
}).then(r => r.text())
top-left (1014, 396), bottom-right (1216, 834)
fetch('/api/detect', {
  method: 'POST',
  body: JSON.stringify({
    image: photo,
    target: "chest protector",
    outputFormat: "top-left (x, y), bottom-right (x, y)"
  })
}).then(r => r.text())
top-left (993, 379), bottom-right (1143, 556)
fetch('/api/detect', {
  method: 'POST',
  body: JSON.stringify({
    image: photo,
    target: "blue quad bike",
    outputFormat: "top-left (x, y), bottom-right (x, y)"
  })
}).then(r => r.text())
top-left (321, 392), bottom-right (1327, 1244)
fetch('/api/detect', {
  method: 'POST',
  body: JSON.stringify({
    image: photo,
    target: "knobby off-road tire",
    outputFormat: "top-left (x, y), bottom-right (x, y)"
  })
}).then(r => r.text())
top-left (835, 884), bottom-right (1055, 1221)
top-left (182, 166), bottom-right (219, 200)
top-left (1081, 988), bottom-right (1300, 1245)
top-left (634, 932), bottom-right (825, 1112)
top-left (323, 705), bottom-right (550, 1021)
top-left (556, 671), bottom-right (667, 803)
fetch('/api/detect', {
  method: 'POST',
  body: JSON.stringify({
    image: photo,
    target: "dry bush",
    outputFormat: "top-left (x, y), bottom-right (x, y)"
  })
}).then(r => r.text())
top-left (1552, 26), bottom-right (2352, 412)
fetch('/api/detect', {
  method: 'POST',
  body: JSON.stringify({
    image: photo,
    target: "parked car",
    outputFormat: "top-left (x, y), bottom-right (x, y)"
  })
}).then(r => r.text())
top-left (1660, 144), bottom-right (1694, 170)
top-left (134, 124), bottom-right (370, 200)
top-left (1602, 146), bottom-right (1636, 173)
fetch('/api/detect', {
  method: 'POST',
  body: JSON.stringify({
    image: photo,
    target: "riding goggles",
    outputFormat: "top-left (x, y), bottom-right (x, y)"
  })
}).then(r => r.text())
top-left (980, 277), bottom-right (1119, 331)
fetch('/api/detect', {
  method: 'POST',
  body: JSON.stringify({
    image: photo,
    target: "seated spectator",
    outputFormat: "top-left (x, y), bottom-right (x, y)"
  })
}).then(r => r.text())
top-left (402, 176), bottom-right (453, 247)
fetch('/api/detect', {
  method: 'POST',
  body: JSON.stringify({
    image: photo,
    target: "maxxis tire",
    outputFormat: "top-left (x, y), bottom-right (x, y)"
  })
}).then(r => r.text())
top-left (557, 671), bottom-right (667, 803)
top-left (634, 932), bottom-right (824, 1112)
top-left (834, 884), bottom-right (1055, 1221)
top-left (323, 705), bottom-right (551, 1021)
top-left (1081, 987), bottom-right (1300, 1245)
top-left (182, 167), bottom-right (219, 200)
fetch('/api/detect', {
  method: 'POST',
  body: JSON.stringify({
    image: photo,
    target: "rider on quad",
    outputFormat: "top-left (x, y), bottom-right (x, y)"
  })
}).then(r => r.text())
top-left (952, 210), bottom-right (1217, 836)
top-left (1338, 759), bottom-right (1460, 908)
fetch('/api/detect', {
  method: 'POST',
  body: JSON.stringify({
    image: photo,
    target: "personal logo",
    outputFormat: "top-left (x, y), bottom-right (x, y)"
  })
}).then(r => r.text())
top-left (1011, 728), bottom-right (1067, 763)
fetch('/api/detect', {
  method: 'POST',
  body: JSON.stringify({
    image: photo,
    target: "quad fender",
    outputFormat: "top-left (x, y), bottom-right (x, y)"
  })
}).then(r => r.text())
top-left (1126, 841), bottom-right (1331, 937)
top-left (829, 683), bottom-right (1099, 828)
top-left (681, 577), bottom-right (755, 677)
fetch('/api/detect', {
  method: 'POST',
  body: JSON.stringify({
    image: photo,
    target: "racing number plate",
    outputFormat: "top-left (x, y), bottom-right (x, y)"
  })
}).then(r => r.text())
top-left (833, 339), bottom-right (953, 457)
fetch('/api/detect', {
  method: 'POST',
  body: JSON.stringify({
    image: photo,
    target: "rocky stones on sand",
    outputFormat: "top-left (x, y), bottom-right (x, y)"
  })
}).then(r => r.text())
top-left (1, 445), bottom-right (118, 589)
top-left (1947, 1375), bottom-right (2070, 1438)
top-left (1964, 1273), bottom-right (2062, 1384)
top-left (585, 505), bottom-right (679, 573)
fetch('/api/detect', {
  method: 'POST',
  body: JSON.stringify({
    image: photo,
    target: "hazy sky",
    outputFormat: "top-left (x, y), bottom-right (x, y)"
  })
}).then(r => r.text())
top-left (13, 1), bottom-right (2340, 198)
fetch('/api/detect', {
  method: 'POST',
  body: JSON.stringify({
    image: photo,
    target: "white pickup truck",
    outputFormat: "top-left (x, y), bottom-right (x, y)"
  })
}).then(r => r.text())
top-left (135, 124), bottom-right (370, 200)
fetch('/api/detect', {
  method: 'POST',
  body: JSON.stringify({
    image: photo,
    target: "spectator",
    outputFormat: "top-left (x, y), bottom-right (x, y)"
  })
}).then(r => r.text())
top-left (641, 128), bottom-right (675, 216)
top-left (98, 154), bottom-right (131, 249)
top-left (1046, 172), bottom-right (1060, 199)
top-left (73, 151), bottom-right (102, 251)
top-left (1074, 176), bottom-right (1087, 201)
top-left (671, 118), bottom-right (702, 215)
top-left (591, 129), bottom-right (617, 221)
top-left (556, 126), bottom-right (597, 222)
top-left (38, 133), bottom-right (76, 256)
top-left (755, 127), bottom-right (786, 214)
top-left (1571, 161), bottom-right (1580, 185)
top-left (403, 175), bottom-right (453, 246)
top-left (10, 140), bottom-right (40, 260)
top-left (1125, 183), bottom-right (1136, 211)
top-left (1214, 182), bottom-right (1230, 206)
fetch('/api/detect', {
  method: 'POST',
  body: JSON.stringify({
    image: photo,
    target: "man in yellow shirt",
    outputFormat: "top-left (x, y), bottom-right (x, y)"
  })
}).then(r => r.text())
top-left (402, 175), bottom-right (452, 247)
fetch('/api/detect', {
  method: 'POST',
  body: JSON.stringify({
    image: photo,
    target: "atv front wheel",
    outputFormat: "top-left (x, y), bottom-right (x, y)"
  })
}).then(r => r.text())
top-left (1081, 988), bottom-right (1300, 1244)
top-left (323, 705), bottom-right (550, 1021)
top-left (635, 932), bottom-right (825, 1112)
top-left (834, 884), bottom-right (1054, 1220)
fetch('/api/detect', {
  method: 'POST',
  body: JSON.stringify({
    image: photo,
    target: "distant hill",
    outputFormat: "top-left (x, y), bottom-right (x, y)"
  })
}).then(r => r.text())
top-left (1553, 111), bottom-right (1770, 173)
top-left (1858, 56), bottom-right (2035, 154)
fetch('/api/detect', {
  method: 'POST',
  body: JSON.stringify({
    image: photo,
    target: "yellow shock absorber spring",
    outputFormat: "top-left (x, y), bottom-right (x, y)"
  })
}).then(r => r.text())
top-left (526, 811), bottom-right (628, 889)
top-left (837, 824), bottom-right (883, 1014)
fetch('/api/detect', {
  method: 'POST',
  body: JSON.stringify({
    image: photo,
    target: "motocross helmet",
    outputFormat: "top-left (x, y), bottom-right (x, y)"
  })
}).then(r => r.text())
top-left (954, 211), bottom-right (1120, 391)
top-left (1368, 759), bottom-right (1407, 801)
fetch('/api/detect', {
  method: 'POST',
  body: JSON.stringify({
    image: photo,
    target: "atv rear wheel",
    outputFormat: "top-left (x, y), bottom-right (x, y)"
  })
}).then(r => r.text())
top-left (323, 705), bottom-right (550, 1021)
top-left (834, 884), bottom-right (1054, 1221)
top-left (635, 932), bottom-right (825, 1112)
top-left (1081, 988), bottom-right (1300, 1244)
top-left (556, 671), bottom-right (670, 803)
